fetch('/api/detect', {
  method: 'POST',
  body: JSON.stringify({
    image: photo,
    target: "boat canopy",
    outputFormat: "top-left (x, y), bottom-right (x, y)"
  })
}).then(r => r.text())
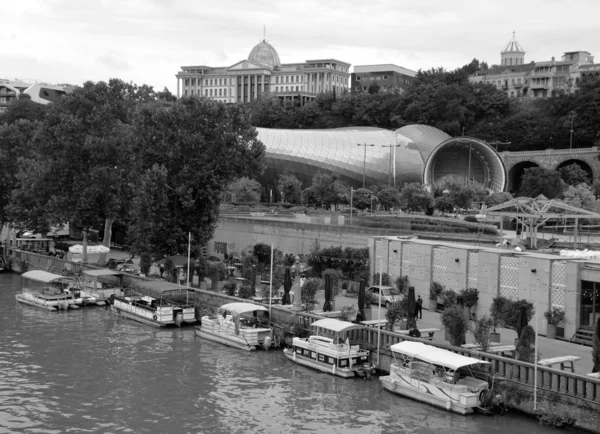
top-left (136, 281), bottom-right (187, 297)
top-left (310, 318), bottom-right (363, 333)
top-left (69, 244), bottom-right (110, 254)
top-left (220, 302), bottom-right (268, 314)
top-left (22, 270), bottom-right (70, 283)
top-left (390, 341), bottom-right (489, 371)
top-left (83, 269), bottom-right (123, 277)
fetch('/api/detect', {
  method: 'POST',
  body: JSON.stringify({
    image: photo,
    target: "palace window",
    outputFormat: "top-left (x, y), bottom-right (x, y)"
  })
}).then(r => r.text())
top-left (224, 89), bottom-right (227, 96)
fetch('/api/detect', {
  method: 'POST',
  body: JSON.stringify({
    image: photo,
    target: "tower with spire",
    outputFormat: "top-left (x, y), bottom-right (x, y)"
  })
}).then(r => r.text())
top-left (501, 31), bottom-right (525, 66)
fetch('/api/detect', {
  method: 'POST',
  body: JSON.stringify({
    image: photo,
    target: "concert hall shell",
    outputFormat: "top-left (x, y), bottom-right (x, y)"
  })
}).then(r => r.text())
top-left (256, 124), bottom-right (507, 192)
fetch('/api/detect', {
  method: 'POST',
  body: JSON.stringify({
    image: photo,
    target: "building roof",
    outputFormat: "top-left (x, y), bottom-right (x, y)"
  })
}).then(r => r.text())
top-left (354, 64), bottom-right (417, 76)
top-left (248, 40), bottom-right (281, 69)
top-left (502, 32), bottom-right (525, 53)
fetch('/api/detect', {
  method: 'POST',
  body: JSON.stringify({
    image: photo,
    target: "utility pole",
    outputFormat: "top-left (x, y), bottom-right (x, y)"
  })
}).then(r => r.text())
top-left (381, 144), bottom-right (401, 188)
top-left (356, 143), bottom-right (375, 188)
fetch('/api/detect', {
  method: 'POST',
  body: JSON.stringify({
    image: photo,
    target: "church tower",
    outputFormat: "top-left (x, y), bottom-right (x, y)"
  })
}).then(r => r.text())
top-left (501, 32), bottom-right (525, 66)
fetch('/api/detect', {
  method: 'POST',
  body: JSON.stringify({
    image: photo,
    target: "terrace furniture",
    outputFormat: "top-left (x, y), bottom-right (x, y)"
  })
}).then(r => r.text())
top-left (396, 328), bottom-right (441, 341)
top-left (360, 319), bottom-right (388, 328)
top-left (538, 355), bottom-right (582, 373)
top-left (486, 345), bottom-right (517, 358)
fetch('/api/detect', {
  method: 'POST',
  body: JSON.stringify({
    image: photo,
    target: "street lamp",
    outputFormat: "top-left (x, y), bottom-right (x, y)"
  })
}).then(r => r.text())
top-left (356, 143), bottom-right (375, 188)
top-left (350, 187), bottom-right (353, 227)
top-left (568, 111), bottom-right (577, 149)
top-left (381, 144), bottom-right (401, 188)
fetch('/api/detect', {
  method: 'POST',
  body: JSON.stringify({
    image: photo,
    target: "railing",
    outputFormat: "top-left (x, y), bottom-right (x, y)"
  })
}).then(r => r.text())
top-left (342, 325), bottom-right (600, 407)
top-left (502, 146), bottom-right (598, 156)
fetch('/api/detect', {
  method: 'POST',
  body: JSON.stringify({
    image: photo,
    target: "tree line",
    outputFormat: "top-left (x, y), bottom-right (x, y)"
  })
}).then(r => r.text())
top-left (0, 80), bottom-right (265, 262)
top-left (249, 60), bottom-right (600, 152)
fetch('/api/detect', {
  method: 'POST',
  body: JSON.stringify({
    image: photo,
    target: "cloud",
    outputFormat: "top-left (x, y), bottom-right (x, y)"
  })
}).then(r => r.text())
top-left (98, 53), bottom-right (133, 71)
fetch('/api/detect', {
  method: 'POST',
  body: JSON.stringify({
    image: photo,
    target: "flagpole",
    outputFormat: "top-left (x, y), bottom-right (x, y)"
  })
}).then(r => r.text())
top-left (269, 244), bottom-right (274, 322)
top-left (377, 257), bottom-right (383, 368)
top-left (186, 232), bottom-right (191, 288)
top-left (533, 306), bottom-right (539, 411)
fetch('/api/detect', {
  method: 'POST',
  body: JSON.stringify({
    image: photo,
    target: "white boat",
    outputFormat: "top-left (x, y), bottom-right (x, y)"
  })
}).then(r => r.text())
top-left (79, 268), bottom-right (125, 305)
top-left (16, 270), bottom-right (79, 311)
top-left (283, 319), bottom-right (372, 378)
top-left (111, 282), bottom-right (196, 327)
top-left (195, 302), bottom-right (273, 351)
top-left (380, 341), bottom-right (491, 415)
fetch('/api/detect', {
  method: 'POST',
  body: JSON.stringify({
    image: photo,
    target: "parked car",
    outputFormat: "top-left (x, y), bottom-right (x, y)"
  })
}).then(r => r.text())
top-left (367, 285), bottom-right (401, 309)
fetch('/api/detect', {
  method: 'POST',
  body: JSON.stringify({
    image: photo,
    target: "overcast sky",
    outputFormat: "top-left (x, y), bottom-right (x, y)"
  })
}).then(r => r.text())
top-left (3, 0), bottom-right (600, 92)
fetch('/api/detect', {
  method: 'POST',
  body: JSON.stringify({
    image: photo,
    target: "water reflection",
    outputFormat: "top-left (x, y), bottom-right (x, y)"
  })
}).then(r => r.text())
top-left (0, 273), bottom-right (560, 433)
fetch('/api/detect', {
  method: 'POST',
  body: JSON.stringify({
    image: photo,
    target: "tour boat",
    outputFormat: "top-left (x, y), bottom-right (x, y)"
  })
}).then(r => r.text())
top-left (16, 270), bottom-right (79, 311)
top-left (380, 341), bottom-right (492, 415)
top-left (283, 318), bottom-right (372, 378)
top-left (195, 302), bottom-right (273, 351)
top-left (111, 281), bottom-right (196, 327)
top-left (79, 268), bottom-right (124, 305)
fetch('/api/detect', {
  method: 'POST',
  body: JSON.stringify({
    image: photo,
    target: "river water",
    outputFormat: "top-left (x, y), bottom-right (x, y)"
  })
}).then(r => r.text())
top-left (0, 273), bottom-right (565, 433)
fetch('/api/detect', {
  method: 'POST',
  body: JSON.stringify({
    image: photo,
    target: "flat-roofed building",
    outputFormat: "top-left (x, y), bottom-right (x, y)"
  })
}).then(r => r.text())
top-left (351, 64), bottom-right (416, 94)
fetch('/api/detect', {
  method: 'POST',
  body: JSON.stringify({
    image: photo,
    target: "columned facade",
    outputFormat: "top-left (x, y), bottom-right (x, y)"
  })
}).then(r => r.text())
top-left (176, 39), bottom-right (350, 104)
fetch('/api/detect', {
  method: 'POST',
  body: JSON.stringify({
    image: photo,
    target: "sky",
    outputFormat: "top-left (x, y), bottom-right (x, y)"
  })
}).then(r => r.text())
top-left (3, 0), bottom-right (600, 93)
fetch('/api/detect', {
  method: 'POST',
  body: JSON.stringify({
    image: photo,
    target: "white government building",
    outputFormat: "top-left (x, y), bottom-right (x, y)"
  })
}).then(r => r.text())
top-left (175, 38), bottom-right (350, 104)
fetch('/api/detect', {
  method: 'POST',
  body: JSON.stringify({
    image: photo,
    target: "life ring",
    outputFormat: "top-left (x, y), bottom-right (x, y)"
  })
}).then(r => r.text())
top-left (153, 315), bottom-right (157, 321)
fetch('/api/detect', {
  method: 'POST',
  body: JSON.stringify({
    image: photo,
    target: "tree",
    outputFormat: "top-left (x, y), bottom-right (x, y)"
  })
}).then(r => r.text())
top-left (519, 167), bottom-right (565, 199)
top-left (309, 172), bottom-right (338, 208)
top-left (400, 183), bottom-right (434, 212)
top-left (277, 174), bottom-right (302, 204)
top-left (128, 96), bottom-right (265, 257)
top-left (484, 192), bottom-right (513, 207)
top-left (562, 183), bottom-right (599, 212)
top-left (377, 187), bottom-right (401, 210)
top-left (434, 196), bottom-right (454, 214)
top-left (559, 163), bottom-right (591, 186)
top-left (227, 177), bottom-right (261, 203)
top-left (156, 87), bottom-right (177, 102)
top-left (352, 188), bottom-right (373, 210)
top-left (0, 98), bottom-right (48, 125)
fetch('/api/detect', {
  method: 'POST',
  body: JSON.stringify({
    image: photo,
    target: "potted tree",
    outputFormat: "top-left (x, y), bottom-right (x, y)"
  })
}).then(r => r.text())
top-left (386, 300), bottom-right (408, 331)
top-left (441, 304), bottom-right (469, 346)
top-left (472, 315), bottom-right (494, 352)
top-left (544, 307), bottom-right (565, 339)
top-left (395, 275), bottom-right (409, 295)
top-left (460, 287), bottom-right (479, 320)
top-left (489, 296), bottom-right (508, 343)
top-left (438, 289), bottom-right (457, 311)
top-left (429, 281), bottom-right (444, 311)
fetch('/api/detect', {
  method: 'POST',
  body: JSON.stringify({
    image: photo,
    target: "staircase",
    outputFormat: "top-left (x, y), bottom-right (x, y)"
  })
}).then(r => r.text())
top-left (570, 327), bottom-right (594, 346)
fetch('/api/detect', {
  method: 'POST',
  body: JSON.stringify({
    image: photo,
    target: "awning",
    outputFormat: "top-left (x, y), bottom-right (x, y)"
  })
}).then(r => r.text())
top-left (22, 270), bottom-right (71, 283)
top-left (390, 341), bottom-right (489, 370)
top-left (83, 269), bottom-right (123, 277)
top-left (310, 318), bottom-right (363, 333)
top-left (135, 281), bottom-right (184, 297)
top-left (69, 244), bottom-right (110, 254)
top-left (220, 302), bottom-right (268, 314)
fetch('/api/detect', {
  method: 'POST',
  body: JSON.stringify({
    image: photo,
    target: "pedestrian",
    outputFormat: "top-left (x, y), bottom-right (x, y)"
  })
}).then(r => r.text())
top-left (416, 295), bottom-right (423, 319)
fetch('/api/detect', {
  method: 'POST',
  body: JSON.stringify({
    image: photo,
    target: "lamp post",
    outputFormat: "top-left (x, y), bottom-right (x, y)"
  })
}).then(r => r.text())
top-left (356, 143), bottom-right (375, 188)
top-left (350, 187), bottom-right (353, 227)
top-left (568, 110), bottom-right (577, 149)
top-left (381, 144), bottom-right (401, 188)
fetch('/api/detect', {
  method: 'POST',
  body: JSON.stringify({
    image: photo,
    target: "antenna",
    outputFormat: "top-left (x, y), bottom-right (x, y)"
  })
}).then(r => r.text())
top-left (513, 30), bottom-right (515, 39)
top-left (263, 25), bottom-right (266, 41)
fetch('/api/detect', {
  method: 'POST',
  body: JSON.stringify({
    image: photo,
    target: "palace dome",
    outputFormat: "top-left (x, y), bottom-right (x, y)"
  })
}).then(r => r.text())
top-left (248, 40), bottom-right (281, 69)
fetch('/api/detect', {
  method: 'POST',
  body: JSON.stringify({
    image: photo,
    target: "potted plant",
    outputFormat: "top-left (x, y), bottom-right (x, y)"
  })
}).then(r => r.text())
top-left (516, 325), bottom-right (537, 362)
top-left (386, 299), bottom-right (408, 331)
top-left (363, 290), bottom-right (376, 320)
top-left (429, 281), bottom-right (444, 311)
top-left (472, 315), bottom-right (494, 352)
top-left (438, 289), bottom-right (457, 311)
top-left (441, 304), bottom-right (468, 346)
top-left (460, 287), bottom-right (479, 320)
top-left (544, 307), bottom-right (565, 339)
top-left (395, 275), bottom-right (409, 295)
top-left (489, 296), bottom-right (508, 343)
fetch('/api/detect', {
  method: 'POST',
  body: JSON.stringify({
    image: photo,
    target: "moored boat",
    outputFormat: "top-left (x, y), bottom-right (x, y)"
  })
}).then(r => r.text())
top-left (111, 282), bottom-right (196, 327)
top-left (195, 302), bottom-right (273, 351)
top-left (283, 318), bottom-right (372, 378)
top-left (79, 268), bottom-right (125, 305)
top-left (380, 341), bottom-right (492, 415)
top-left (16, 270), bottom-right (79, 311)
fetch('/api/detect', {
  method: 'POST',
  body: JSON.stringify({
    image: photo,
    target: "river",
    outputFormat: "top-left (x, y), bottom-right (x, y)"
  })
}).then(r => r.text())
top-left (0, 272), bottom-right (565, 433)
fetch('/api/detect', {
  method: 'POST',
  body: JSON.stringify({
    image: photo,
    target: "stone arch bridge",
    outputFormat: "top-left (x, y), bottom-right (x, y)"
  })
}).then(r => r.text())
top-left (500, 147), bottom-right (600, 193)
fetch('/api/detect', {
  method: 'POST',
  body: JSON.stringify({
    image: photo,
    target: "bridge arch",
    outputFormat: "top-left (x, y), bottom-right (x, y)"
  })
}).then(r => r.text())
top-left (508, 161), bottom-right (539, 194)
top-left (556, 159), bottom-right (593, 184)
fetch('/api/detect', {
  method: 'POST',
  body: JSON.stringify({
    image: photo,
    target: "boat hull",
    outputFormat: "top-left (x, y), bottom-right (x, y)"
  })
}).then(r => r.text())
top-left (195, 328), bottom-right (258, 351)
top-left (15, 293), bottom-right (73, 311)
top-left (380, 375), bottom-right (478, 415)
top-left (111, 304), bottom-right (171, 327)
top-left (283, 348), bottom-right (359, 378)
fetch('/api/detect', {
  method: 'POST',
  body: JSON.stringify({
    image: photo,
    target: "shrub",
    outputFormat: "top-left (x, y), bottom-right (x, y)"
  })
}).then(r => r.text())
top-left (464, 215), bottom-right (478, 223)
top-left (395, 275), bottom-right (409, 294)
top-left (460, 287), bottom-right (479, 309)
top-left (139, 252), bottom-right (152, 276)
top-left (301, 278), bottom-right (322, 312)
top-left (504, 299), bottom-right (535, 333)
top-left (441, 305), bottom-right (468, 346)
top-left (372, 272), bottom-right (390, 286)
top-left (472, 315), bottom-right (494, 352)
top-left (430, 281), bottom-right (444, 300)
top-left (544, 307), bottom-right (565, 325)
top-left (439, 289), bottom-right (458, 307)
top-left (516, 325), bottom-right (537, 362)
top-left (238, 284), bottom-right (253, 299)
top-left (322, 268), bottom-right (344, 296)
top-left (364, 289), bottom-right (377, 305)
top-left (339, 305), bottom-right (357, 322)
top-left (490, 296), bottom-right (509, 332)
top-left (386, 300), bottom-right (408, 331)
top-left (223, 279), bottom-right (237, 296)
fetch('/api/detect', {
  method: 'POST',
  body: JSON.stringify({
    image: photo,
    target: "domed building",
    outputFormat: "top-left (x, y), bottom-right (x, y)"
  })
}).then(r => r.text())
top-left (176, 36), bottom-right (350, 104)
top-left (257, 125), bottom-right (507, 193)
